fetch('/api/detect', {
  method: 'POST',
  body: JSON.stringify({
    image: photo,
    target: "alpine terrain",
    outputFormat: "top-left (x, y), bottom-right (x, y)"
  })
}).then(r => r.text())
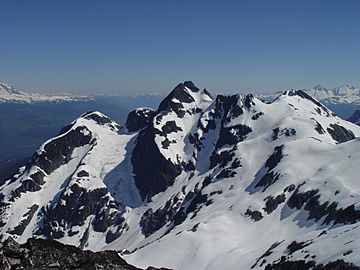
top-left (303, 84), bottom-right (360, 119)
top-left (304, 84), bottom-right (360, 105)
top-left (1, 81), bottom-right (360, 270)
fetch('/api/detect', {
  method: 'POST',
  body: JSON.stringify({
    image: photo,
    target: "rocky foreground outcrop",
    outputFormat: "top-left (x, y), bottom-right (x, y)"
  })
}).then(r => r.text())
top-left (0, 237), bottom-right (170, 270)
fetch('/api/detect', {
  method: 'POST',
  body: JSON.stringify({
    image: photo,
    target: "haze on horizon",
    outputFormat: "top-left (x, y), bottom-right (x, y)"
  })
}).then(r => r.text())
top-left (0, 0), bottom-right (359, 96)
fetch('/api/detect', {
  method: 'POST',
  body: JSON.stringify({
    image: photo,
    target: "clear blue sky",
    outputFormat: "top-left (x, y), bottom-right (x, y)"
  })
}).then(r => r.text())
top-left (0, 0), bottom-right (359, 95)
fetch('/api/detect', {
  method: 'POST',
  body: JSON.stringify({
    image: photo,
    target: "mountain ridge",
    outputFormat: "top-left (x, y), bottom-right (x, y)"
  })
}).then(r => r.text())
top-left (0, 83), bottom-right (91, 103)
top-left (304, 84), bottom-right (360, 105)
top-left (1, 81), bottom-right (360, 270)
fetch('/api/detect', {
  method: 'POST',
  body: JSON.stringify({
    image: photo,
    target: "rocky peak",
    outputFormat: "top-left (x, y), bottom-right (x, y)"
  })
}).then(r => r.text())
top-left (157, 81), bottom-right (212, 116)
top-left (183, 80), bottom-right (200, 92)
top-left (158, 82), bottom-right (196, 112)
top-left (125, 108), bottom-right (155, 133)
top-left (130, 81), bottom-right (213, 201)
top-left (0, 83), bottom-right (18, 94)
top-left (284, 89), bottom-right (328, 109)
top-left (213, 94), bottom-right (243, 122)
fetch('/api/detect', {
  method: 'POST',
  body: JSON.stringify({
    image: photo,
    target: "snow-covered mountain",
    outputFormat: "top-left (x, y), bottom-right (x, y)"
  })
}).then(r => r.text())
top-left (0, 83), bottom-right (91, 103)
top-left (304, 84), bottom-right (360, 105)
top-left (1, 81), bottom-right (360, 270)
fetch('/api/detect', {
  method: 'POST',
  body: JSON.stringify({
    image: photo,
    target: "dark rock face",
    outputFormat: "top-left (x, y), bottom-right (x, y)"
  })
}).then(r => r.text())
top-left (0, 195), bottom-right (8, 228)
top-left (12, 126), bottom-right (93, 200)
top-left (0, 237), bottom-right (171, 270)
top-left (131, 125), bottom-right (182, 201)
top-left (37, 185), bottom-right (126, 244)
top-left (57, 123), bottom-right (74, 136)
top-left (138, 173), bottom-right (220, 237)
top-left (286, 241), bottom-right (312, 255)
top-left (161, 120), bottom-right (183, 134)
top-left (263, 194), bottom-right (286, 214)
top-left (77, 170), bottom-right (89, 177)
top-left (251, 241), bottom-right (283, 269)
top-left (210, 148), bottom-right (236, 169)
top-left (125, 108), bottom-right (155, 133)
top-left (272, 127), bottom-right (296, 140)
top-left (252, 111), bottom-right (264, 120)
top-left (264, 259), bottom-right (360, 270)
top-left (327, 123), bottom-right (355, 143)
top-left (314, 120), bottom-right (325, 134)
top-left (245, 209), bottom-right (263, 221)
top-left (255, 145), bottom-right (284, 191)
top-left (140, 207), bottom-right (168, 237)
top-left (0, 157), bottom-right (28, 186)
top-left (207, 95), bottom-right (250, 172)
top-left (216, 168), bottom-right (236, 179)
top-left (139, 175), bottom-right (215, 237)
top-left (83, 111), bottom-right (113, 126)
top-left (131, 82), bottom-right (208, 201)
top-left (287, 185), bottom-right (360, 225)
top-left (156, 81), bottom-right (202, 118)
top-left (212, 95), bottom-right (243, 125)
top-left (216, 124), bottom-right (252, 149)
top-left (171, 176), bottom-right (214, 228)
top-left (140, 197), bottom-right (181, 237)
top-left (252, 241), bottom-right (360, 270)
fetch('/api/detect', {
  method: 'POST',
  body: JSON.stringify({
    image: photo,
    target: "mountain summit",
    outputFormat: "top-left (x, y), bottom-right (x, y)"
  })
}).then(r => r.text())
top-left (0, 83), bottom-right (19, 94)
top-left (1, 82), bottom-right (360, 270)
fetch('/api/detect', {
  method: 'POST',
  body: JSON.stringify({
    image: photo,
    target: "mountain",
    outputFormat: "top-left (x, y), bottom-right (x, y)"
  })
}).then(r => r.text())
top-left (0, 86), bottom-right (163, 162)
top-left (304, 84), bottom-right (360, 105)
top-left (1, 81), bottom-right (360, 270)
top-left (348, 110), bottom-right (360, 126)
top-left (0, 100), bottom-right (129, 163)
top-left (0, 83), bottom-right (91, 103)
top-left (303, 84), bottom-right (360, 119)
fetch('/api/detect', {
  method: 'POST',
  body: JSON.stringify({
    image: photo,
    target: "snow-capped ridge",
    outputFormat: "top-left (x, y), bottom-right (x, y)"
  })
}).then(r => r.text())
top-left (0, 83), bottom-right (91, 103)
top-left (0, 83), bottom-right (18, 94)
top-left (156, 81), bottom-right (212, 113)
top-left (1, 81), bottom-right (360, 270)
top-left (304, 84), bottom-right (360, 105)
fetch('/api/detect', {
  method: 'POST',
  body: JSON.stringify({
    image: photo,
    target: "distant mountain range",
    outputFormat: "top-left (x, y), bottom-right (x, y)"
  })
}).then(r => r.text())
top-left (0, 83), bottom-right (163, 162)
top-left (1, 81), bottom-right (360, 269)
top-left (0, 83), bottom-right (91, 103)
top-left (304, 84), bottom-right (360, 105)
top-left (2, 82), bottom-right (359, 106)
top-left (302, 84), bottom-right (360, 119)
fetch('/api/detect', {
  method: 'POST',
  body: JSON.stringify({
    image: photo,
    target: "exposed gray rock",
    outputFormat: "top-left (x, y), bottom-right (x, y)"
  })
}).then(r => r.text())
top-left (0, 237), bottom-right (171, 270)
top-left (126, 108), bottom-right (155, 133)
